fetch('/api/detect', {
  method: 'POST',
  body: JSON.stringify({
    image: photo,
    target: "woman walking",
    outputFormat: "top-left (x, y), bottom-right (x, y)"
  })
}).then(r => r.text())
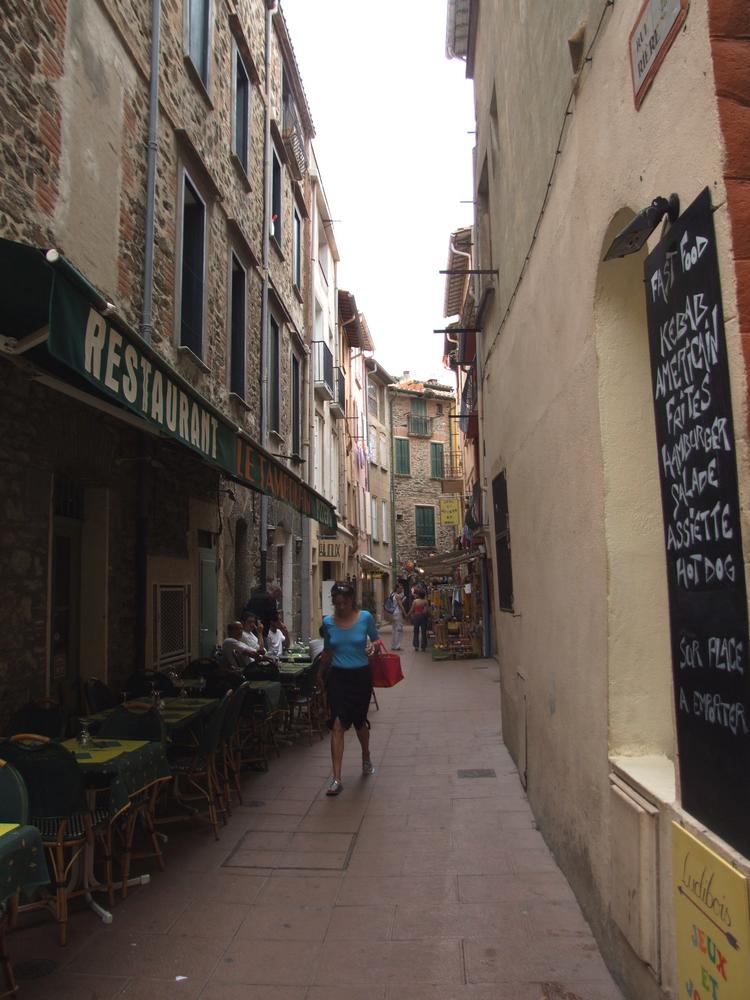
top-left (317, 581), bottom-right (379, 796)
top-left (390, 582), bottom-right (406, 650)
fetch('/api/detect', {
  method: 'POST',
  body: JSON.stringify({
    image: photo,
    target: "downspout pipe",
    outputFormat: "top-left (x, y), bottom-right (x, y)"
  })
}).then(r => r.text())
top-left (260, 0), bottom-right (276, 589)
top-left (140, 0), bottom-right (161, 343)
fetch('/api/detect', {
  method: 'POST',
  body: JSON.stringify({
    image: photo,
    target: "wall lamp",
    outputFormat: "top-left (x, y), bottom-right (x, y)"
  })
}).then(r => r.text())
top-left (603, 194), bottom-right (680, 261)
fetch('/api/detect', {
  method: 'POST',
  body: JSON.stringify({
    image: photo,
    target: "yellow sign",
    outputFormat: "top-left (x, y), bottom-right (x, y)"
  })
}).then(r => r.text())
top-left (673, 822), bottom-right (750, 1000)
top-left (319, 539), bottom-right (342, 560)
top-left (440, 497), bottom-right (461, 526)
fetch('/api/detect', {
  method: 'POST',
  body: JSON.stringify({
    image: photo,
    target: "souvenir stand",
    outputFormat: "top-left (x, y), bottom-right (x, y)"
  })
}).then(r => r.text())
top-left (420, 549), bottom-right (485, 659)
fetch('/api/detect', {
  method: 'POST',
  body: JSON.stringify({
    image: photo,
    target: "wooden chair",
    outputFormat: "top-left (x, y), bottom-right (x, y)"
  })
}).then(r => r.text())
top-left (0, 736), bottom-right (112, 945)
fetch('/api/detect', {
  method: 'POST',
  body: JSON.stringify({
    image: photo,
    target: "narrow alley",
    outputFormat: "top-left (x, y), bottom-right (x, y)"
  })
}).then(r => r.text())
top-left (12, 649), bottom-right (624, 999)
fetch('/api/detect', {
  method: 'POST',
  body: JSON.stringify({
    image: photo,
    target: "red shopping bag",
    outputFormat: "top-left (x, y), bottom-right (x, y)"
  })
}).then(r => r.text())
top-left (368, 642), bottom-right (404, 688)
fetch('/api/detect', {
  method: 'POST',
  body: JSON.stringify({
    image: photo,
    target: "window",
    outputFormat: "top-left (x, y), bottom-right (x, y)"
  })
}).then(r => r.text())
top-left (179, 171), bottom-right (206, 358)
top-left (269, 315), bottom-right (280, 433)
top-left (430, 442), bottom-right (445, 479)
top-left (367, 379), bottom-right (378, 421)
top-left (368, 425), bottom-right (377, 464)
top-left (186, 0), bottom-right (210, 86)
top-left (291, 354), bottom-right (301, 457)
top-left (492, 470), bottom-right (514, 612)
top-left (232, 45), bottom-right (250, 171)
top-left (293, 208), bottom-right (302, 288)
top-left (382, 500), bottom-right (389, 544)
top-left (379, 431), bottom-right (387, 469)
top-left (371, 496), bottom-right (378, 541)
top-left (272, 146), bottom-right (282, 244)
top-left (229, 253), bottom-right (246, 397)
top-left (394, 437), bottom-right (410, 475)
top-left (415, 506), bottom-right (436, 548)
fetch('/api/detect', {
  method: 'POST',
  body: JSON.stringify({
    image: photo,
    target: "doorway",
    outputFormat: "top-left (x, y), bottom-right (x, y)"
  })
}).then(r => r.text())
top-left (198, 534), bottom-right (218, 658)
top-left (51, 517), bottom-right (82, 715)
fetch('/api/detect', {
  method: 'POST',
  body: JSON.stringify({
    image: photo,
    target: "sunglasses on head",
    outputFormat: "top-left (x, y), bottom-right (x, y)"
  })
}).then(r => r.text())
top-left (331, 583), bottom-right (354, 596)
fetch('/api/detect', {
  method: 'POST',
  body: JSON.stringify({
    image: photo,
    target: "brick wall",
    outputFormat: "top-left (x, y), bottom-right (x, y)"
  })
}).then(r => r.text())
top-left (708, 0), bottom-right (750, 430)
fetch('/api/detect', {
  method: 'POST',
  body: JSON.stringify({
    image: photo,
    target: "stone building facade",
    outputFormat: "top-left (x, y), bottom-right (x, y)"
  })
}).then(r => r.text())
top-left (0, 0), bottom-right (335, 728)
top-left (389, 376), bottom-right (459, 571)
top-left (447, 0), bottom-right (750, 997)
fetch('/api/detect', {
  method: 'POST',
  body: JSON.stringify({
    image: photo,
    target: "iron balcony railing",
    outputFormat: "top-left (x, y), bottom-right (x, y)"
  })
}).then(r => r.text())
top-left (313, 340), bottom-right (334, 400)
top-left (283, 96), bottom-right (308, 180)
top-left (330, 366), bottom-right (346, 417)
top-left (407, 414), bottom-right (432, 437)
top-left (442, 456), bottom-right (464, 480)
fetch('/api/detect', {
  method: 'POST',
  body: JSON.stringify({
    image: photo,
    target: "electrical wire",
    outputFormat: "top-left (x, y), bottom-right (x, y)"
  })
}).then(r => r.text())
top-left (481, 0), bottom-right (616, 372)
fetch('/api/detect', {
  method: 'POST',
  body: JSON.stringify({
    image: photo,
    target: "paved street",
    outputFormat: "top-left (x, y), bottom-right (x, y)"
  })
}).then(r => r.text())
top-left (11, 647), bottom-right (625, 999)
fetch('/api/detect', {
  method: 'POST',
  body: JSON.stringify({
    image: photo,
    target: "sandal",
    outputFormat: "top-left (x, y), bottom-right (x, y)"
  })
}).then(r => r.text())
top-left (362, 759), bottom-right (375, 776)
top-left (326, 778), bottom-right (343, 796)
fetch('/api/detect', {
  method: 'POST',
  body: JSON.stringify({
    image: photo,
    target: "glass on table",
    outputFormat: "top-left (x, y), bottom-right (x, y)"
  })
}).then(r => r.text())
top-left (77, 718), bottom-right (92, 746)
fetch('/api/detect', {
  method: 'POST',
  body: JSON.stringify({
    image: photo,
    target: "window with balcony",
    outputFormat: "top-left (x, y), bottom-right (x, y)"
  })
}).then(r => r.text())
top-left (408, 397), bottom-right (430, 436)
top-left (178, 170), bottom-right (206, 360)
top-left (229, 252), bottom-right (246, 397)
top-left (272, 146), bottom-right (282, 245)
top-left (394, 437), bottom-right (410, 476)
top-left (313, 340), bottom-right (334, 399)
top-left (415, 506), bottom-right (436, 548)
top-left (232, 45), bottom-right (250, 172)
top-left (430, 442), bottom-right (445, 479)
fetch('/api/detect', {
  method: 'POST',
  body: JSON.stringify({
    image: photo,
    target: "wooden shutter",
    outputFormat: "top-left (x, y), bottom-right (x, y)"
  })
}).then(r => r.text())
top-left (415, 506), bottom-right (436, 547)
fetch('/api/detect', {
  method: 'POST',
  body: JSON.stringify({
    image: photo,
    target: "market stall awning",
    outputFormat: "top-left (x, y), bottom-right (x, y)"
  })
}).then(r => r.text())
top-left (360, 554), bottom-right (391, 575)
top-left (417, 548), bottom-right (483, 572)
top-left (0, 238), bottom-right (336, 531)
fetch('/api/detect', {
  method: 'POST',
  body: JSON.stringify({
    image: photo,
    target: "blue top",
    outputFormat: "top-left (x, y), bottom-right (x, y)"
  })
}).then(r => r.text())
top-left (321, 611), bottom-right (379, 669)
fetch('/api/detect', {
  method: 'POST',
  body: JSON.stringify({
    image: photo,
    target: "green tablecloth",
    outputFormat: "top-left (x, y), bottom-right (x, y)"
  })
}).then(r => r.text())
top-left (278, 663), bottom-right (310, 680)
top-left (0, 824), bottom-right (50, 905)
top-left (85, 697), bottom-right (218, 734)
top-left (62, 738), bottom-right (171, 814)
top-left (248, 680), bottom-right (288, 713)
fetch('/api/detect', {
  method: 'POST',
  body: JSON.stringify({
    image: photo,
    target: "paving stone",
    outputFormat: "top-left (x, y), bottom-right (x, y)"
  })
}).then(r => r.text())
top-left (235, 904), bottom-right (332, 941)
top-left (325, 904), bottom-right (395, 941)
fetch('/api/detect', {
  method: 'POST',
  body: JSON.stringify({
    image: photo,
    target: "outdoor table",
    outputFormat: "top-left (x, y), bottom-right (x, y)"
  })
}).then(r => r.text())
top-left (248, 680), bottom-right (287, 714)
top-left (61, 738), bottom-right (171, 814)
top-left (278, 663), bottom-right (310, 680)
top-left (0, 823), bottom-right (49, 906)
top-left (84, 697), bottom-right (218, 740)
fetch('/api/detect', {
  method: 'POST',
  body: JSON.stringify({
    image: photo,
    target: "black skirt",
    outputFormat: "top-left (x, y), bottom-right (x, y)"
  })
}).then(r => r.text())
top-left (326, 665), bottom-right (372, 730)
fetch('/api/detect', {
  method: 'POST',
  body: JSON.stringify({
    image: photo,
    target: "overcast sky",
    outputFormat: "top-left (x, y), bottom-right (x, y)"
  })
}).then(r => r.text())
top-left (280, 0), bottom-right (475, 383)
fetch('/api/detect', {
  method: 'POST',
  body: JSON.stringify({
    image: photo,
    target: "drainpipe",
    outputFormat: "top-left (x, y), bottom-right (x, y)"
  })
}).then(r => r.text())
top-left (389, 388), bottom-right (397, 583)
top-left (140, 0), bottom-right (161, 343)
top-left (259, 0), bottom-right (276, 589)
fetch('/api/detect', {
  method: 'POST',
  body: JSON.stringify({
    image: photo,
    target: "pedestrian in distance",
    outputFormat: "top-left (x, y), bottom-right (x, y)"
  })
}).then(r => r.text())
top-left (389, 582), bottom-right (406, 650)
top-left (316, 580), bottom-right (379, 796)
top-left (409, 588), bottom-right (430, 652)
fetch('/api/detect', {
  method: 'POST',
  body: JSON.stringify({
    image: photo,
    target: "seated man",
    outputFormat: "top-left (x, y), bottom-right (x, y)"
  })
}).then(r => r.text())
top-left (266, 614), bottom-right (290, 659)
top-left (222, 621), bottom-right (263, 671)
top-left (240, 612), bottom-right (266, 654)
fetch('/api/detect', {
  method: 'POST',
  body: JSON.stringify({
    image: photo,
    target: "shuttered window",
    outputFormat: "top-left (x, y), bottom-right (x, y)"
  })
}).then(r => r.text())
top-left (492, 470), bottom-right (514, 612)
top-left (415, 506), bottom-right (436, 548)
top-left (394, 438), bottom-right (410, 475)
top-left (430, 442), bottom-right (444, 479)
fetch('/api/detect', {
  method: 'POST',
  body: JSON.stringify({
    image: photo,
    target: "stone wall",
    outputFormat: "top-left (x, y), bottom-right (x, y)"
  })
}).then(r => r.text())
top-left (390, 387), bottom-right (457, 567)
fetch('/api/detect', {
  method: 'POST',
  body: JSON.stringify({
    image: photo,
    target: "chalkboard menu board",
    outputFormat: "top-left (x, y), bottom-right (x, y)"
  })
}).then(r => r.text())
top-left (645, 187), bottom-right (750, 855)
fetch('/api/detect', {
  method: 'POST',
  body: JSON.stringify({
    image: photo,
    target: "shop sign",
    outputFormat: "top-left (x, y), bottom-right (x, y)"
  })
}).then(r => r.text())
top-left (440, 497), bottom-right (461, 526)
top-left (319, 539), bottom-right (342, 560)
top-left (644, 188), bottom-right (750, 855)
top-left (672, 823), bottom-right (750, 1000)
top-left (629, 0), bottom-right (689, 109)
top-left (45, 277), bottom-right (336, 531)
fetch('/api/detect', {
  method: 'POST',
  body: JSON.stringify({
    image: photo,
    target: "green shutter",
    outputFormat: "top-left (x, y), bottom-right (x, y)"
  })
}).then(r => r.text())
top-left (430, 442), bottom-right (444, 478)
top-left (415, 506), bottom-right (435, 547)
top-left (395, 438), bottom-right (410, 475)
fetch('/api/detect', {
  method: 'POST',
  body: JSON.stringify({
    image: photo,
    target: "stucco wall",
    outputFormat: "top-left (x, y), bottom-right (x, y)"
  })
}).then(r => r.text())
top-left (473, 0), bottom-right (748, 996)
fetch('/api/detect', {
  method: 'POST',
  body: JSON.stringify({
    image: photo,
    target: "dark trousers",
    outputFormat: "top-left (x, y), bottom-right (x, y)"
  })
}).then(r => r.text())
top-left (412, 615), bottom-right (428, 650)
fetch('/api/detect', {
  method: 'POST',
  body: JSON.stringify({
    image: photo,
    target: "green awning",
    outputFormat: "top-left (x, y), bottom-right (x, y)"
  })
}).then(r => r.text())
top-left (0, 238), bottom-right (336, 531)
